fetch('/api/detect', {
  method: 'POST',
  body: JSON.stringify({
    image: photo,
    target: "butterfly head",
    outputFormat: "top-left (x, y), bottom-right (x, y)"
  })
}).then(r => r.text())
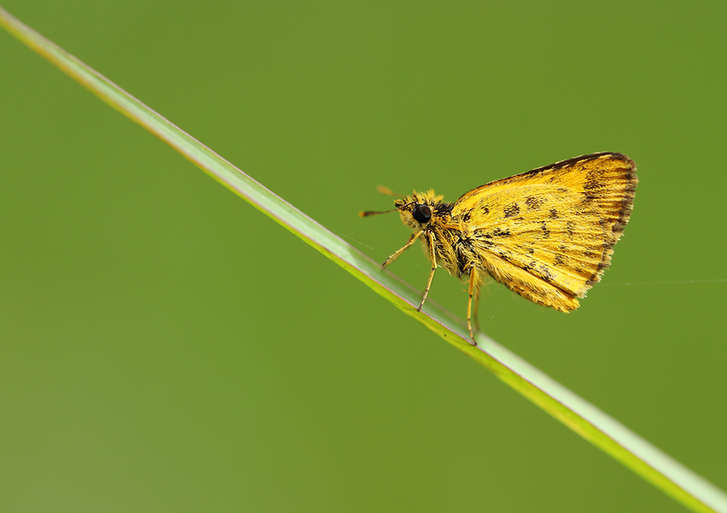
top-left (359, 188), bottom-right (448, 230)
top-left (394, 190), bottom-right (445, 230)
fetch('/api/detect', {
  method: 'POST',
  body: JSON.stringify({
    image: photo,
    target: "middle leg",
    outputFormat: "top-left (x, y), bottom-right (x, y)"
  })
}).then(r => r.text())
top-left (466, 267), bottom-right (480, 344)
top-left (416, 232), bottom-right (438, 311)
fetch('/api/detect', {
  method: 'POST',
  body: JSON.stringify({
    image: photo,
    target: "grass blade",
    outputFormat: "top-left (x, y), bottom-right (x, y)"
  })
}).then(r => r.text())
top-left (1, 7), bottom-right (725, 513)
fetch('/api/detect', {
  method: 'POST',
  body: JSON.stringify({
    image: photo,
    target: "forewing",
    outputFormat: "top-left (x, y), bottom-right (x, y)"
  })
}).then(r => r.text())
top-left (451, 153), bottom-right (637, 311)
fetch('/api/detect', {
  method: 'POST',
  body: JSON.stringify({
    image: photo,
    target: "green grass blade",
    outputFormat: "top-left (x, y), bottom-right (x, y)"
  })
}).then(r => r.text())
top-left (2, 7), bottom-right (725, 513)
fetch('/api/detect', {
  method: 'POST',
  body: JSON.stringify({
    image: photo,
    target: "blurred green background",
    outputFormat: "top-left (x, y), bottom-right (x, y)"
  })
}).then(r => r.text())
top-left (1, 1), bottom-right (725, 512)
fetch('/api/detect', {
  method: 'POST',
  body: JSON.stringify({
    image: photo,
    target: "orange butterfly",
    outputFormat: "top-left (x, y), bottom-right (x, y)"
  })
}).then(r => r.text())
top-left (361, 153), bottom-right (638, 342)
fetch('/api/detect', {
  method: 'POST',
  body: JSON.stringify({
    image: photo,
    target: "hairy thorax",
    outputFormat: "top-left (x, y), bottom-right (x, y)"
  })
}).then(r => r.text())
top-left (427, 211), bottom-right (479, 280)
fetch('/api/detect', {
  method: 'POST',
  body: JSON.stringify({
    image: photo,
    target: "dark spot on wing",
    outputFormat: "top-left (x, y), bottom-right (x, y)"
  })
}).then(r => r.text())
top-left (539, 265), bottom-right (554, 282)
top-left (566, 221), bottom-right (575, 239)
top-left (498, 250), bottom-right (512, 262)
top-left (525, 196), bottom-right (544, 210)
top-left (554, 254), bottom-right (567, 266)
top-left (586, 260), bottom-right (609, 286)
top-left (612, 221), bottom-right (626, 233)
top-left (549, 208), bottom-right (558, 219)
top-left (540, 221), bottom-right (550, 239)
top-left (462, 210), bottom-right (472, 222)
top-left (583, 169), bottom-right (604, 190)
top-left (504, 203), bottom-right (520, 218)
top-left (492, 227), bottom-right (511, 237)
top-left (480, 205), bottom-right (490, 215)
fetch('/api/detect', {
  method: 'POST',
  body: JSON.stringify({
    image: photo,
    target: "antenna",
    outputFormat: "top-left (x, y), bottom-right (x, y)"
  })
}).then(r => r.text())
top-left (359, 209), bottom-right (396, 217)
top-left (376, 185), bottom-right (397, 196)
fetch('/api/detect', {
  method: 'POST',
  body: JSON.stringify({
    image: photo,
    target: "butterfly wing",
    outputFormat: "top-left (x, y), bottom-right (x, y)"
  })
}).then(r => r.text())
top-left (450, 152), bottom-right (637, 311)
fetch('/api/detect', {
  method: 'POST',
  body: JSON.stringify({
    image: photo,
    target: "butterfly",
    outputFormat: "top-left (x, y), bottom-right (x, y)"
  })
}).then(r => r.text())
top-left (361, 152), bottom-right (638, 342)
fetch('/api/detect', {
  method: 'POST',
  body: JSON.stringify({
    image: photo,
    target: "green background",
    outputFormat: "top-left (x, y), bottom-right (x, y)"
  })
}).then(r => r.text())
top-left (1, 1), bottom-right (725, 512)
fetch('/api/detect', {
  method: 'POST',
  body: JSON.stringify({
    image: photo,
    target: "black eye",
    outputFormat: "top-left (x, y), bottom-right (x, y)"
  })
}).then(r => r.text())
top-left (412, 204), bottom-right (432, 223)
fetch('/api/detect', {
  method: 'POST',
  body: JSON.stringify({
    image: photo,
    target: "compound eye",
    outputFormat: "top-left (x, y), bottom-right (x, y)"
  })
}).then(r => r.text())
top-left (412, 204), bottom-right (432, 223)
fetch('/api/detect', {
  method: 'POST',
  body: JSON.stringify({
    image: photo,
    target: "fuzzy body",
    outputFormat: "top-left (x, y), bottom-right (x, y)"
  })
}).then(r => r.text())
top-left (396, 191), bottom-right (470, 279)
top-left (393, 152), bottom-right (637, 312)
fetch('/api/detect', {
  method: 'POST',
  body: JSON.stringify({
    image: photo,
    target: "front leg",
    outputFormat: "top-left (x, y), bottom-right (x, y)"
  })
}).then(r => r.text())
top-left (382, 230), bottom-right (423, 269)
top-left (417, 231), bottom-right (438, 311)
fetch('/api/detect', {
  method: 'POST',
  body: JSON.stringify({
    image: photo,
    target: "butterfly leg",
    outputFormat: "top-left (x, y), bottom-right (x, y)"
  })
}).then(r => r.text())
top-left (382, 230), bottom-right (423, 269)
top-left (416, 232), bottom-right (438, 311)
top-left (467, 267), bottom-right (480, 345)
top-left (473, 282), bottom-right (482, 334)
